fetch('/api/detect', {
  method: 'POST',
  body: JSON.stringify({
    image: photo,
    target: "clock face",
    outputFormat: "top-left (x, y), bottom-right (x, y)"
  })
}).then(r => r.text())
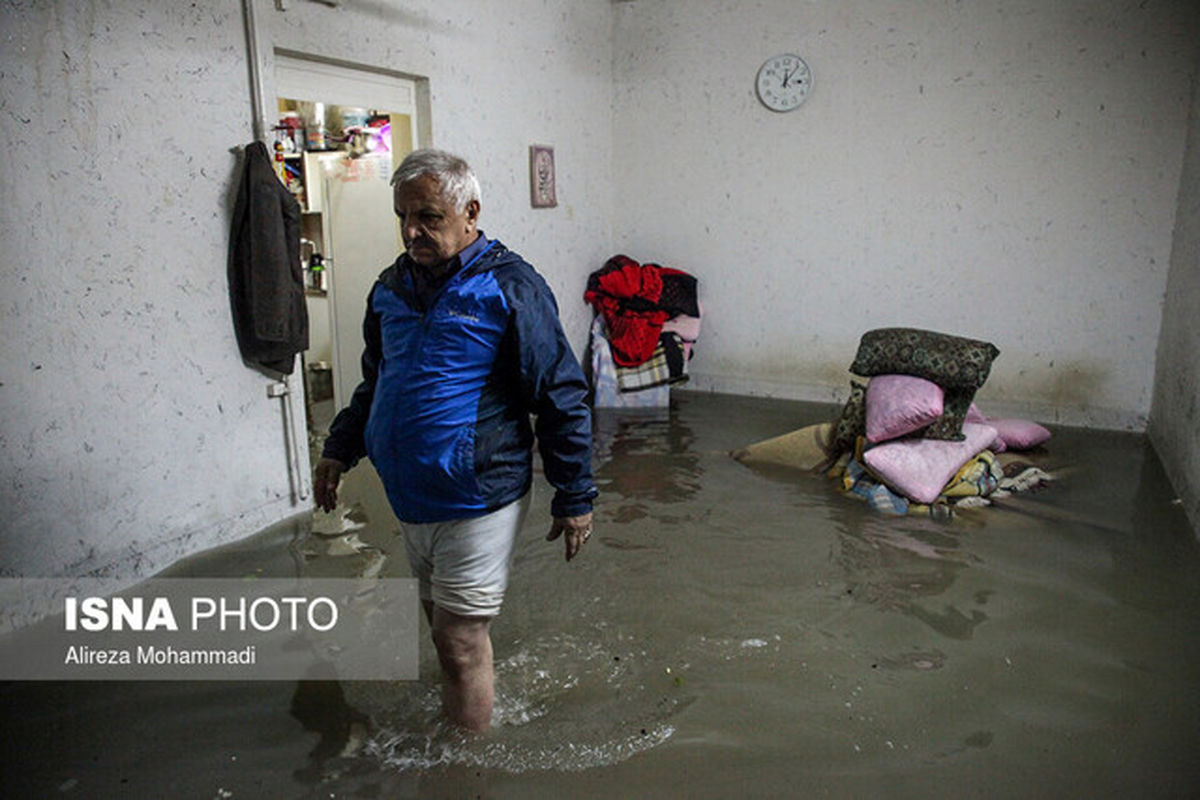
top-left (756, 54), bottom-right (812, 112)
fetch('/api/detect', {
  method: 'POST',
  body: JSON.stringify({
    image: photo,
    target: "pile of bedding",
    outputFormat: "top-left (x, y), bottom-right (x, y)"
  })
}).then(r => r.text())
top-left (585, 255), bottom-right (701, 406)
top-left (734, 327), bottom-right (1053, 517)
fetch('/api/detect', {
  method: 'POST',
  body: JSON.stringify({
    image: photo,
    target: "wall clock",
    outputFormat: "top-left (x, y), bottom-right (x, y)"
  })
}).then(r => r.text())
top-left (755, 54), bottom-right (812, 112)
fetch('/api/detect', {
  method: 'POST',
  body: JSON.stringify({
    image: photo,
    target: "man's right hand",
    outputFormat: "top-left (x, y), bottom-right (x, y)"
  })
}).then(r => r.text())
top-left (313, 458), bottom-right (347, 512)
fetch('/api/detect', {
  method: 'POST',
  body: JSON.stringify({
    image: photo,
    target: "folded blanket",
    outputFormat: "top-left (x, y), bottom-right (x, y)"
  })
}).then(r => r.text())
top-left (616, 333), bottom-right (689, 392)
top-left (842, 457), bottom-right (912, 515)
top-left (940, 450), bottom-right (1003, 499)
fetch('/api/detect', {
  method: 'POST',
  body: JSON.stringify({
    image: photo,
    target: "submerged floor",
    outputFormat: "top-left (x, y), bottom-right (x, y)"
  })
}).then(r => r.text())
top-left (4, 391), bottom-right (1200, 798)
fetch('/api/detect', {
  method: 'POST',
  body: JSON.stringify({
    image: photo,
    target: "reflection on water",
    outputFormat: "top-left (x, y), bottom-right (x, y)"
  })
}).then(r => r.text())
top-left (4, 392), bottom-right (1200, 798)
top-left (592, 407), bottom-right (704, 526)
top-left (828, 508), bottom-right (988, 640)
top-left (289, 677), bottom-right (370, 783)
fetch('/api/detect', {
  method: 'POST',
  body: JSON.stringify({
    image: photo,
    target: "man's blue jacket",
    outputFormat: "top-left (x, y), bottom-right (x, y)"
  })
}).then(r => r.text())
top-left (321, 237), bottom-right (597, 524)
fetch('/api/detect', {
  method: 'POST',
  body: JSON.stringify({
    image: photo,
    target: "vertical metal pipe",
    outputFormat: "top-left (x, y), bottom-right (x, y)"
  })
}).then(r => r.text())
top-left (283, 376), bottom-right (310, 502)
top-left (242, 0), bottom-right (268, 143)
top-left (243, 0), bottom-right (310, 504)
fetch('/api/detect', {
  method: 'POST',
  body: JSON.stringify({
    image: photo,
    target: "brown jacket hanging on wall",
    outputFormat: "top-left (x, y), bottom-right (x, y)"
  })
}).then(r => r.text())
top-left (228, 140), bottom-right (308, 375)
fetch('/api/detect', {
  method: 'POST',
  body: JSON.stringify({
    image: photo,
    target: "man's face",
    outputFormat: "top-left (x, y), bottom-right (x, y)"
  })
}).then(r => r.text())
top-left (393, 174), bottom-right (480, 268)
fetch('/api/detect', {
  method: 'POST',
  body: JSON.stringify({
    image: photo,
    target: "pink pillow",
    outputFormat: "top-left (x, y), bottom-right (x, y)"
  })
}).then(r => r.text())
top-left (963, 404), bottom-right (1013, 450)
top-left (988, 418), bottom-right (1051, 450)
top-left (863, 423), bottom-right (998, 504)
top-left (865, 375), bottom-right (944, 443)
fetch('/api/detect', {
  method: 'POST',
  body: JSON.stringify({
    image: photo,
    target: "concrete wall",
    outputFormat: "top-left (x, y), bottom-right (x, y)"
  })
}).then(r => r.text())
top-left (612, 0), bottom-right (1199, 431)
top-left (0, 1), bottom-right (294, 582)
top-left (2, 0), bottom-right (1197, 590)
top-left (0, 0), bottom-right (615, 582)
top-left (1150, 44), bottom-right (1200, 534)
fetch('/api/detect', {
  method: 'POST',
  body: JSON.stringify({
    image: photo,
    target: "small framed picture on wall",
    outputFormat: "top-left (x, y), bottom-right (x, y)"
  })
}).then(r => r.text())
top-left (529, 145), bottom-right (557, 208)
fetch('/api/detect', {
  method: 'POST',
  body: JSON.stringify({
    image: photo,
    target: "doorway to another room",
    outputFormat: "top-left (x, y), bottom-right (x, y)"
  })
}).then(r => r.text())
top-left (271, 53), bottom-right (425, 464)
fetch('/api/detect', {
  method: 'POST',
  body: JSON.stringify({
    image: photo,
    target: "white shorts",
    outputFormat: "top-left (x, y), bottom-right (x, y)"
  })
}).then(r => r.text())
top-left (400, 493), bottom-right (531, 618)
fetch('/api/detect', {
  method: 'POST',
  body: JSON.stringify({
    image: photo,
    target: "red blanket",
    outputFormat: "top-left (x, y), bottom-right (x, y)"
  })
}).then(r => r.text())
top-left (585, 256), bottom-right (680, 366)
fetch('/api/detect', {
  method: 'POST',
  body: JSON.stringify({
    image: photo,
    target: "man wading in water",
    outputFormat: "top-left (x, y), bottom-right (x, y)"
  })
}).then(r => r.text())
top-left (314, 148), bottom-right (597, 732)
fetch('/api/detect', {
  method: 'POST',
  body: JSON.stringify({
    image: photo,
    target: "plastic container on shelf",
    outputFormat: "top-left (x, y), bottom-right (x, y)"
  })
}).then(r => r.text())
top-left (300, 101), bottom-right (327, 151)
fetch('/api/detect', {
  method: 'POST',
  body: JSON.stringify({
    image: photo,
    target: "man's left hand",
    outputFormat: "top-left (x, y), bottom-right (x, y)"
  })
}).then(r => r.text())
top-left (546, 512), bottom-right (594, 562)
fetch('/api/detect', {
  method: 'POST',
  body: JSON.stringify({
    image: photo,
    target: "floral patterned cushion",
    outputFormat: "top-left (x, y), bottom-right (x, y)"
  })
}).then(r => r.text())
top-left (831, 381), bottom-right (867, 455)
top-left (850, 328), bottom-right (999, 390)
top-left (923, 387), bottom-right (976, 440)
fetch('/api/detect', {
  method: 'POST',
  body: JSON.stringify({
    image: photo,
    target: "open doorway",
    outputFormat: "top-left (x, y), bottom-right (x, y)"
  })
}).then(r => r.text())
top-left (272, 53), bottom-right (425, 466)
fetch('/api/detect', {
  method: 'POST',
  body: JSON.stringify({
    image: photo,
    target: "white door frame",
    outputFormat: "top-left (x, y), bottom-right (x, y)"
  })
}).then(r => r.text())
top-left (273, 52), bottom-right (426, 427)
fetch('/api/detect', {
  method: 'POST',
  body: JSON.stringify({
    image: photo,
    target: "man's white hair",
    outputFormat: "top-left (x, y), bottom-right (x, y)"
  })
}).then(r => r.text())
top-left (390, 148), bottom-right (481, 212)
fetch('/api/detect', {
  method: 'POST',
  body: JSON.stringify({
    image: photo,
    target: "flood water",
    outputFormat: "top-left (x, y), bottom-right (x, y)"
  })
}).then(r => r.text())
top-left (4, 391), bottom-right (1200, 798)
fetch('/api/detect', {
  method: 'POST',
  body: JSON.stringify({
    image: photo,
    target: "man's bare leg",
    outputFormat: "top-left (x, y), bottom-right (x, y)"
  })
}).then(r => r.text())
top-left (430, 605), bottom-right (495, 732)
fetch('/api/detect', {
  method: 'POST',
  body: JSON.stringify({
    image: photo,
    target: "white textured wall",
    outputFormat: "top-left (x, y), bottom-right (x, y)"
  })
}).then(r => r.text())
top-left (613, 0), bottom-right (1198, 430)
top-left (1151, 48), bottom-right (1200, 535)
top-left (0, 1), bottom-right (299, 581)
top-left (0, 0), bottom-right (615, 581)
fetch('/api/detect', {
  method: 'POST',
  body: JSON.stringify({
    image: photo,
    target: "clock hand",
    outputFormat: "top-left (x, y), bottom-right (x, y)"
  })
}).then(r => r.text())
top-left (781, 65), bottom-right (798, 87)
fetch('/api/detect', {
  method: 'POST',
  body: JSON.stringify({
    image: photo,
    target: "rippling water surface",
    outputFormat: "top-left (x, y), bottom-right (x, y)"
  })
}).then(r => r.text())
top-left (4, 392), bottom-right (1200, 798)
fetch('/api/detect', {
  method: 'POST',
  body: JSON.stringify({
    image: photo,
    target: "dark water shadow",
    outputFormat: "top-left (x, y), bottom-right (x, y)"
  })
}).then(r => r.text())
top-left (824, 485), bottom-right (986, 641)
